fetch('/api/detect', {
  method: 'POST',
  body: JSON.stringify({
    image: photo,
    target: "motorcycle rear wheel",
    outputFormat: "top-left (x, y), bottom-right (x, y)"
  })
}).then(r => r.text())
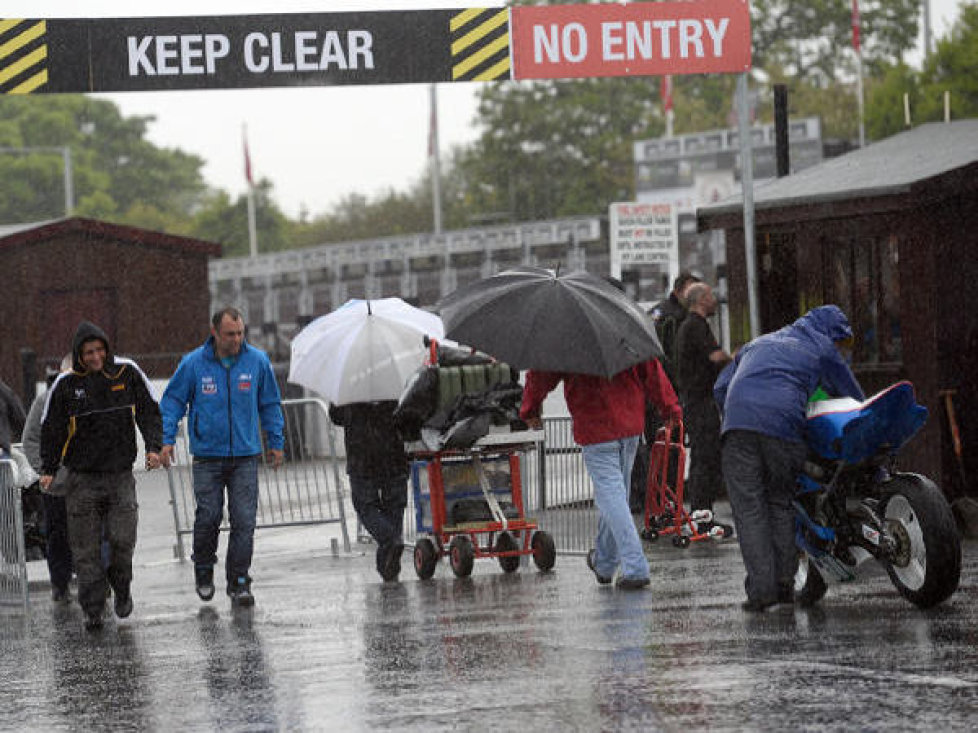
top-left (881, 473), bottom-right (961, 608)
top-left (793, 551), bottom-right (828, 606)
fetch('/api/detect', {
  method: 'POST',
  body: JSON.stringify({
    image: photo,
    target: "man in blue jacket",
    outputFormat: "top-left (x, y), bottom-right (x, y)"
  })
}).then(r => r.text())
top-left (714, 305), bottom-right (864, 612)
top-left (160, 307), bottom-right (284, 608)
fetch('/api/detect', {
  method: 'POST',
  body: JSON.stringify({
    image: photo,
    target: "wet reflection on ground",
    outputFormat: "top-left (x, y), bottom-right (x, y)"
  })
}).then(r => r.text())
top-left (2, 531), bottom-right (977, 730)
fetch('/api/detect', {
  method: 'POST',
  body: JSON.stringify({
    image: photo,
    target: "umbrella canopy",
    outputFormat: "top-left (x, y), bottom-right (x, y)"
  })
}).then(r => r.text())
top-left (288, 298), bottom-right (444, 405)
top-left (437, 266), bottom-right (662, 378)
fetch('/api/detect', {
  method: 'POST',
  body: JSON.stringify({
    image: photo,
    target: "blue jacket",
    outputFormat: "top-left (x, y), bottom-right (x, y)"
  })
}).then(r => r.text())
top-left (714, 305), bottom-right (865, 444)
top-left (161, 337), bottom-right (284, 458)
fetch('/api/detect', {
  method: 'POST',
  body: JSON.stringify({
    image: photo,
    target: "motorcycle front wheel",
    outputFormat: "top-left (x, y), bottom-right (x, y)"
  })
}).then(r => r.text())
top-left (881, 473), bottom-right (961, 609)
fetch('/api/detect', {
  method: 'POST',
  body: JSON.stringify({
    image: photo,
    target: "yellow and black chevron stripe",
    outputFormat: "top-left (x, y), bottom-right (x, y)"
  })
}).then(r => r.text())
top-left (450, 8), bottom-right (510, 82)
top-left (0, 19), bottom-right (48, 94)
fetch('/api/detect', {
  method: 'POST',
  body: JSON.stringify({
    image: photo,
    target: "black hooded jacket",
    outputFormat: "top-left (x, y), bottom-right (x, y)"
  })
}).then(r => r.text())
top-left (40, 321), bottom-right (162, 475)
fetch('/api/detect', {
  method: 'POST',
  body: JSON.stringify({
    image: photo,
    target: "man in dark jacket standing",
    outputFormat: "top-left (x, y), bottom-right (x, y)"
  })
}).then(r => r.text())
top-left (159, 307), bottom-right (284, 608)
top-left (40, 322), bottom-right (162, 630)
top-left (0, 377), bottom-right (26, 458)
top-left (714, 305), bottom-right (864, 612)
top-left (676, 283), bottom-right (732, 536)
top-left (329, 401), bottom-right (408, 582)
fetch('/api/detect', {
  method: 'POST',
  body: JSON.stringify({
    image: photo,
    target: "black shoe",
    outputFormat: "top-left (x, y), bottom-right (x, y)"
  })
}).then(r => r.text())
top-left (195, 565), bottom-right (216, 602)
top-left (616, 576), bottom-right (651, 590)
top-left (114, 590), bottom-right (133, 619)
top-left (380, 543), bottom-right (404, 582)
top-left (741, 597), bottom-right (778, 613)
top-left (586, 549), bottom-right (612, 585)
top-left (51, 586), bottom-right (70, 603)
top-left (227, 576), bottom-right (255, 608)
top-left (84, 612), bottom-right (103, 631)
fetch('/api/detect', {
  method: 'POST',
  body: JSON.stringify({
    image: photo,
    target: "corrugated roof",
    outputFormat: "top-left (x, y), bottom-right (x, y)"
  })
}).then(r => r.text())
top-left (0, 216), bottom-right (221, 256)
top-left (697, 118), bottom-right (978, 218)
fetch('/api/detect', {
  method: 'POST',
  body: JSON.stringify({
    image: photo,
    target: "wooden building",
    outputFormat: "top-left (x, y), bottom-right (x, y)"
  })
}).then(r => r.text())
top-left (0, 217), bottom-right (221, 401)
top-left (697, 119), bottom-right (978, 494)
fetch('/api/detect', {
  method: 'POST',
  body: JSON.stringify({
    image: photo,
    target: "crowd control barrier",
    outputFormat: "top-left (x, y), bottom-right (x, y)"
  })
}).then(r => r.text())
top-left (0, 458), bottom-right (29, 612)
top-left (166, 398), bottom-right (351, 560)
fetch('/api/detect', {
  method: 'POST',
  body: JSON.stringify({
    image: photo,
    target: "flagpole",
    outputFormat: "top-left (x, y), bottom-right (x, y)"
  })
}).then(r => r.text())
top-left (243, 124), bottom-right (258, 258)
top-left (429, 84), bottom-right (443, 235)
top-left (853, 0), bottom-right (866, 148)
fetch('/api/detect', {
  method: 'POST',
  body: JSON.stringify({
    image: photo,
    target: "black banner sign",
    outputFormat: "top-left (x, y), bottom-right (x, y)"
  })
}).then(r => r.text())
top-left (1, 10), bottom-right (512, 94)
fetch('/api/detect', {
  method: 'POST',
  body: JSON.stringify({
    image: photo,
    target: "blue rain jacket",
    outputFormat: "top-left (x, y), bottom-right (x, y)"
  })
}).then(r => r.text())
top-left (714, 305), bottom-right (865, 444)
top-left (161, 337), bottom-right (284, 458)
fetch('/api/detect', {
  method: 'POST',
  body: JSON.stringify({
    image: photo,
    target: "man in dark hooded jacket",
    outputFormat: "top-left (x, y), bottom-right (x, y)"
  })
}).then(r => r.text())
top-left (714, 305), bottom-right (864, 612)
top-left (0, 377), bottom-right (25, 458)
top-left (40, 321), bottom-right (162, 630)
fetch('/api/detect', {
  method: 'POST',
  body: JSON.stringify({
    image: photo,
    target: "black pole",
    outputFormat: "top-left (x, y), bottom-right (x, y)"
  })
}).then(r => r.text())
top-left (774, 84), bottom-right (790, 178)
top-left (20, 348), bottom-right (37, 404)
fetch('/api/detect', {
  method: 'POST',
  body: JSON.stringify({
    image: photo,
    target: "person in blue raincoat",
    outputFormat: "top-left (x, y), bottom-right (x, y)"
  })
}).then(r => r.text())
top-left (714, 305), bottom-right (864, 612)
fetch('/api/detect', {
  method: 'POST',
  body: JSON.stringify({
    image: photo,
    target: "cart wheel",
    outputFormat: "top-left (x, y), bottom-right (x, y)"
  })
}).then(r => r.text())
top-left (672, 535), bottom-right (690, 548)
top-left (640, 527), bottom-right (659, 542)
top-left (414, 538), bottom-right (438, 580)
top-left (531, 531), bottom-right (556, 572)
top-left (449, 535), bottom-right (475, 578)
top-left (495, 531), bottom-right (521, 574)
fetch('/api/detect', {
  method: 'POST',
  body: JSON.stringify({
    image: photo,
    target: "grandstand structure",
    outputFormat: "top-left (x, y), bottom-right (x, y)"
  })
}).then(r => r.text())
top-left (208, 216), bottom-right (614, 356)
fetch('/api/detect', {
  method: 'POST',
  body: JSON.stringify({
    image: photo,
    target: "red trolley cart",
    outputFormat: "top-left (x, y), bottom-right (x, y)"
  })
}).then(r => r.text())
top-left (409, 430), bottom-right (557, 578)
top-left (641, 420), bottom-right (719, 547)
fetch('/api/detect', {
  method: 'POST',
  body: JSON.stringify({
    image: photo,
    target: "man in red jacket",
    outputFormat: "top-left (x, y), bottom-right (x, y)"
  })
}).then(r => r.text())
top-left (521, 360), bottom-right (681, 588)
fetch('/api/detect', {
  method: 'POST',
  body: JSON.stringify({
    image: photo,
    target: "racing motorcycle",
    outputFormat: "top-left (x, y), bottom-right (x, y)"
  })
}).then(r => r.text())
top-left (794, 381), bottom-right (961, 609)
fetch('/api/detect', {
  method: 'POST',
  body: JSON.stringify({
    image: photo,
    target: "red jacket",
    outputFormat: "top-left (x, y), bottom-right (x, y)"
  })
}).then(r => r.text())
top-left (520, 360), bottom-right (681, 446)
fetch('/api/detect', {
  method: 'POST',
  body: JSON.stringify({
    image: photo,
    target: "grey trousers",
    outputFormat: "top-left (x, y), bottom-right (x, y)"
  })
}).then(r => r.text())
top-left (721, 430), bottom-right (806, 603)
top-left (65, 470), bottom-right (138, 616)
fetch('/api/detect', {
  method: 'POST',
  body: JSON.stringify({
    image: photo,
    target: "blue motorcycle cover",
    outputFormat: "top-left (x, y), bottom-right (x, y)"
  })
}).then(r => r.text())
top-left (805, 381), bottom-right (928, 463)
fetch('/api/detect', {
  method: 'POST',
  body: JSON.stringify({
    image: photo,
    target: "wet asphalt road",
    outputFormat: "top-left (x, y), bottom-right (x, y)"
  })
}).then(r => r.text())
top-left (1, 471), bottom-right (977, 731)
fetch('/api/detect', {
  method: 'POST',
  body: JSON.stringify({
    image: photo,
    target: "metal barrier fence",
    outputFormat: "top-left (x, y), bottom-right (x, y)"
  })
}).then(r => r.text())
top-left (401, 417), bottom-right (598, 555)
top-left (0, 459), bottom-right (29, 611)
top-left (166, 397), bottom-right (351, 560)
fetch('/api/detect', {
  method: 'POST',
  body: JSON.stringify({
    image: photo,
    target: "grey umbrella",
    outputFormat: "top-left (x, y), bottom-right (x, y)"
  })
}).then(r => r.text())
top-left (436, 266), bottom-right (662, 378)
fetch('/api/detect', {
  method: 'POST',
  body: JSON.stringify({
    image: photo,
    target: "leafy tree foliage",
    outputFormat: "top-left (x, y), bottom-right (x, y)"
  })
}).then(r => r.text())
top-left (0, 95), bottom-right (207, 227)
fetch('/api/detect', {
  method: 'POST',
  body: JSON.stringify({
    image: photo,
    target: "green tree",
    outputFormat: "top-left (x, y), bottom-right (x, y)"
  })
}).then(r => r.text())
top-left (918, 1), bottom-right (978, 121)
top-left (0, 95), bottom-right (207, 226)
top-left (189, 181), bottom-right (291, 258)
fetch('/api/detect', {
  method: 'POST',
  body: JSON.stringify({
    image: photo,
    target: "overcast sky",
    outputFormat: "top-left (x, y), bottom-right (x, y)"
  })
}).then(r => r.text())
top-left (15, 0), bottom-right (967, 219)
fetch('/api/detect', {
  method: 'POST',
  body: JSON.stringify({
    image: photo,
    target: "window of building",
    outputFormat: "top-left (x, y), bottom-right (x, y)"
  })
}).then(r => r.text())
top-left (822, 234), bottom-right (901, 365)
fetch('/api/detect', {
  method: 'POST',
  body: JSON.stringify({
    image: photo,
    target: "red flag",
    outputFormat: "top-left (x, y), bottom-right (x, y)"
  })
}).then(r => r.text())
top-left (243, 132), bottom-right (254, 185)
top-left (661, 75), bottom-right (673, 113)
top-left (852, 0), bottom-right (861, 53)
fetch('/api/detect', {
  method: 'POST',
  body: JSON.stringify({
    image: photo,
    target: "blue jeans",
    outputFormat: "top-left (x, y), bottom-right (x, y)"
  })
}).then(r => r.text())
top-left (192, 456), bottom-right (259, 584)
top-left (582, 436), bottom-right (649, 581)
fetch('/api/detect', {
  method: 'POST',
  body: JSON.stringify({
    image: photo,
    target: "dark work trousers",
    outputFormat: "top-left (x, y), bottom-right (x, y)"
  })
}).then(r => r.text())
top-left (683, 394), bottom-right (724, 512)
top-left (722, 430), bottom-right (807, 603)
top-left (349, 473), bottom-right (407, 575)
top-left (65, 470), bottom-right (138, 616)
top-left (42, 493), bottom-right (73, 592)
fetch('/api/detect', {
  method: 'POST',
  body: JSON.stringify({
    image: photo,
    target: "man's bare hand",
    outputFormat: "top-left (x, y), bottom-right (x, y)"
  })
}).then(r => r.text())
top-left (146, 452), bottom-right (162, 470)
top-left (39, 474), bottom-right (53, 491)
top-left (525, 417), bottom-right (543, 430)
top-left (267, 449), bottom-right (284, 469)
top-left (159, 445), bottom-right (175, 468)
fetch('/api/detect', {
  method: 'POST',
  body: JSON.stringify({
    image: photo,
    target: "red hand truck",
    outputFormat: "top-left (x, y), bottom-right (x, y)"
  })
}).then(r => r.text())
top-left (640, 420), bottom-right (716, 547)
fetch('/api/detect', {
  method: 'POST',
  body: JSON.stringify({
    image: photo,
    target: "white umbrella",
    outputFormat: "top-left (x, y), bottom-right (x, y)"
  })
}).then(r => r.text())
top-left (288, 298), bottom-right (444, 405)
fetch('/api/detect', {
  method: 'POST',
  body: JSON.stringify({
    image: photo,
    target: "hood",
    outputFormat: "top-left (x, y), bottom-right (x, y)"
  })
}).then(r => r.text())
top-left (71, 320), bottom-right (114, 373)
top-left (794, 305), bottom-right (853, 343)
